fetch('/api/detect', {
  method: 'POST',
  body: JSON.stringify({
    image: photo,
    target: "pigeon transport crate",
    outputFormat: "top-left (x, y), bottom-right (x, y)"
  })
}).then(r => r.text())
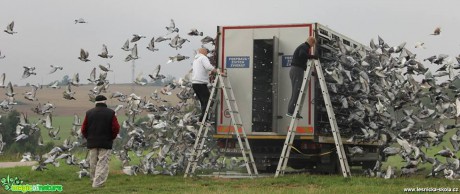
top-left (213, 23), bottom-right (382, 173)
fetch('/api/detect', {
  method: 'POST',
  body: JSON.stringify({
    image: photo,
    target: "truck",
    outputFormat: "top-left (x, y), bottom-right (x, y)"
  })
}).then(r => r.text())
top-left (211, 23), bottom-right (382, 173)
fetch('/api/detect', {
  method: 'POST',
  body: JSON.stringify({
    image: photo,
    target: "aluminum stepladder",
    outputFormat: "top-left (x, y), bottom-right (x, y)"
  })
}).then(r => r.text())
top-left (184, 71), bottom-right (258, 178)
top-left (274, 59), bottom-right (351, 178)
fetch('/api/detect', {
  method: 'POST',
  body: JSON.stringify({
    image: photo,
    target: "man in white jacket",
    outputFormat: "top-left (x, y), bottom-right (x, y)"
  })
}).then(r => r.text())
top-left (192, 48), bottom-right (217, 122)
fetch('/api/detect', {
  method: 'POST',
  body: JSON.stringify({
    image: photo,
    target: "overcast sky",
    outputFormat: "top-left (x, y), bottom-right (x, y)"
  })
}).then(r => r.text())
top-left (1, 0), bottom-right (459, 85)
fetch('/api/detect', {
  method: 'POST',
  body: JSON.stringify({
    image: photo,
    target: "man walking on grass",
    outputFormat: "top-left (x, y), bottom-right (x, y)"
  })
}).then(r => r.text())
top-left (81, 95), bottom-right (120, 188)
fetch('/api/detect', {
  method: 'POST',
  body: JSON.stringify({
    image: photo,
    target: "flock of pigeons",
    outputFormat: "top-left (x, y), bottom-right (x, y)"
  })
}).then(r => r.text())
top-left (321, 27), bottom-right (460, 180)
top-left (0, 18), bottom-right (227, 177)
top-left (1, 19), bottom-right (458, 181)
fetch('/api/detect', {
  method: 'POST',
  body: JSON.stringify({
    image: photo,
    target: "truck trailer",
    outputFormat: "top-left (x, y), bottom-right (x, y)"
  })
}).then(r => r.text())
top-left (212, 23), bottom-right (382, 173)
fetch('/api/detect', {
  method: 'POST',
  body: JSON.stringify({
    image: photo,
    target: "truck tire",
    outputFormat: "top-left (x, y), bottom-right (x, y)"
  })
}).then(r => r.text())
top-left (288, 159), bottom-right (307, 169)
top-left (361, 161), bottom-right (374, 170)
top-left (335, 156), bottom-right (341, 174)
top-left (266, 165), bottom-right (277, 173)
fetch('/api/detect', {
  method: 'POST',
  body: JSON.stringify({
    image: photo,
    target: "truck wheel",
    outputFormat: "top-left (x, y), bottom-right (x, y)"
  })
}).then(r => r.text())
top-left (255, 162), bottom-right (277, 173)
top-left (288, 159), bottom-right (307, 169)
top-left (335, 157), bottom-right (341, 174)
top-left (259, 165), bottom-right (276, 173)
top-left (361, 162), bottom-right (374, 170)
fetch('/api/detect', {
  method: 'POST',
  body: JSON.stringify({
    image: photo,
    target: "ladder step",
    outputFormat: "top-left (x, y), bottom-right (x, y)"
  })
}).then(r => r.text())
top-left (186, 73), bottom-right (258, 177)
top-left (275, 59), bottom-right (350, 178)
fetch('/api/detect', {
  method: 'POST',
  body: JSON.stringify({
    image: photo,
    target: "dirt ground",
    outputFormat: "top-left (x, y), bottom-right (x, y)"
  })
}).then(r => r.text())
top-left (6, 84), bottom-right (181, 116)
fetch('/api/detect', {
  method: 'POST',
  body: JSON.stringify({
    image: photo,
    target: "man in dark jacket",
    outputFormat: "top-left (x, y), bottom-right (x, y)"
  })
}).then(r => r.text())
top-left (81, 95), bottom-right (120, 188)
top-left (287, 36), bottom-right (317, 118)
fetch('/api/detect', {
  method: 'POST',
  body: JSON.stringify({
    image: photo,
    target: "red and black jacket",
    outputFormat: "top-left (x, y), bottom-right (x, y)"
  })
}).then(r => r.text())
top-left (81, 103), bottom-right (120, 149)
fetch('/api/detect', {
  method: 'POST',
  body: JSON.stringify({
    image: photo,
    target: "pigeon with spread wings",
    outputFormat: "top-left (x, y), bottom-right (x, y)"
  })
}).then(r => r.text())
top-left (78, 49), bottom-right (90, 62)
top-left (166, 19), bottom-right (179, 34)
top-left (148, 64), bottom-right (166, 81)
top-left (49, 65), bottom-right (63, 74)
top-left (146, 37), bottom-right (159, 52)
top-left (4, 21), bottom-right (17, 34)
top-left (98, 44), bottom-right (113, 58)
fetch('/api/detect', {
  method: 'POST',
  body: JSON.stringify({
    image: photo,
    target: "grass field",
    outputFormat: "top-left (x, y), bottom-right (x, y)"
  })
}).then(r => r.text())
top-left (0, 117), bottom-right (459, 193)
top-left (0, 164), bottom-right (459, 194)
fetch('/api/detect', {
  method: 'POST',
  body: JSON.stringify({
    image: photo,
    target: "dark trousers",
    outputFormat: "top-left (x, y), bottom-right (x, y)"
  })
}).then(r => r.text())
top-left (288, 66), bottom-right (305, 115)
top-left (192, 84), bottom-right (210, 122)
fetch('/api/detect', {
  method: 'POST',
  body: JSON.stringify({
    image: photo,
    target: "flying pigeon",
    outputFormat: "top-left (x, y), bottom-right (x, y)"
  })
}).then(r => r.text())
top-left (22, 66), bottom-right (36, 79)
top-left (4, 21), bottom-right (17, 34)
top-left (148, 64), bottom-right (165, 81)
top-left (24, 84), bottom-right (38, 101)
top-left (74, 18), bottom-right (86, 24)
top-left (78, 49), bottom-right (90, 62)
top-left (63, 84), bottom-right (76, 100)
top-left (131, 34), bottom-right (146, 43)
top-left (49, 65), bottom-right (63, 74)
top-left (201, 36), bottom-right (215, 45)
top-left (99, 63), bottom-right (112, 72)
top-left (121, 39), bottom-right (131, 51)
top-left (70, 73), bottom-right (80, 86)
top-left (167, 54), bottom-right (189, 64)
top-left (188, 28), bottom-right (203, 36)
top-left (0, 73), bottom-right (6, 88)
top-left (166, 19), bottom-right (179, 34)
top-left (155, 36), bottom-right (171, 43)
top-left (87, 67), bottom-right (97, 84)
top-left (414, 42), bottom-right (426, 49)
top-left (134, 72), bottom-right (147, 86)
top-left (431, 27), bottom-right (441, 35)
top-left (146, 37), bottom-right (159, 52)
top-left (98, 44), bottom-right (113, 58)
top-left (169, 35), bottom-right (189, 50)
top-left (125, 44), bottom-right (138, 62)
